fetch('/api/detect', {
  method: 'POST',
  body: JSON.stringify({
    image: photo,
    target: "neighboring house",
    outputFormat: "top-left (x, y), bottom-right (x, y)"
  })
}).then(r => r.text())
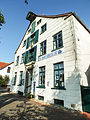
top-left (0, 62), bottom-right (14, 87)
top-left (11, 11), bottom-right (90, 112)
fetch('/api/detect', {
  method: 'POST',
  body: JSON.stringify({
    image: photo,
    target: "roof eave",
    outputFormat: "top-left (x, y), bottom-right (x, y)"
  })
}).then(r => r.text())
top-left (72, 12), bottom-right (90, 33)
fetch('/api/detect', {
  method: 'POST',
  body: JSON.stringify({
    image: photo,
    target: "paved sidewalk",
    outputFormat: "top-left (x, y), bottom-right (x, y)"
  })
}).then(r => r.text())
top-left (0, 89), bottom-right (90, 120)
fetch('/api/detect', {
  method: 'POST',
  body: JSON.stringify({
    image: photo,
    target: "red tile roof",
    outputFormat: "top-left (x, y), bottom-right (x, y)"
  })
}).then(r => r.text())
top-left (0, 62), bottom-right (13, 70)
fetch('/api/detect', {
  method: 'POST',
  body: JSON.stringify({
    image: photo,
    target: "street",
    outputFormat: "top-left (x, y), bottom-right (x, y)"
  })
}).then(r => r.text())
top-left (0, 87), bottom-right (89, 120)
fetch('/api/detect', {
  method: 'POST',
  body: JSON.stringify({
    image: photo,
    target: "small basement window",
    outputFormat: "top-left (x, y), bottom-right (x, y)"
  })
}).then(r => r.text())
top-left (38, 95), bottom-right (44, 101)
top-left (54, 99), bottom-right (64, 106)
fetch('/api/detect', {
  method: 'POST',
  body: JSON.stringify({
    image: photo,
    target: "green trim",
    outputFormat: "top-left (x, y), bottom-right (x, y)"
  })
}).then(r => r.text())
top-left (51, 87), bottom-right (66, 90)
top-left (31, 21), bottom-right (36, 33)
top-left (36, 86), bottom-right (45, 88)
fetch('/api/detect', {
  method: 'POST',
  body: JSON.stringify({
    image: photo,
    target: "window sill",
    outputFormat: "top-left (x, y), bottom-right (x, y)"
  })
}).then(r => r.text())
top-left (20, 62), bottom-right (24, 65)
top-left (15, 64), bottom-right (18, 66)
top-left (51, 46), bottom-right (63, 52)
top-left (38, 53), bottom-right (46, 57)
top-left (17, 84), bottom-right (22, 86)
top-left (36, 86), bottom-right (45, 89)
top-left (40, 30), bottom-right (46, 35)
top-left (51, 87), bottom-right (66, 90)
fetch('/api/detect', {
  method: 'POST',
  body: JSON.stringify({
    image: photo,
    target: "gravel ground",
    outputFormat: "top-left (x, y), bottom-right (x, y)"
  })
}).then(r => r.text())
top-left (0, 88), bottom-right (90, 120)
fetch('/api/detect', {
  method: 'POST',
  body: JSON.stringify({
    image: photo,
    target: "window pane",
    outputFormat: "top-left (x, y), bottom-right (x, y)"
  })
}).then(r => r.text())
top-left (58, 32), bottom-right (62, 38)
top-left (54, 62), bottom-right (64, 88)
top-left (58, 62), bottom-right (64, 69)
top-left (39, 66), bottom-right (45, 87)
top-left (40, 40), bottom-right (46, 55)
top-left (53, 31), bottom-right (63, 50)
top-left (54, 64), bottom-right (59, 70)
top-left (54, 35), bottom-right (57, 40)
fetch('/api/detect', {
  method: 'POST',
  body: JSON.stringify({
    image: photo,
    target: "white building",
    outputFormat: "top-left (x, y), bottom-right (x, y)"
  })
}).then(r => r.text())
top-left (0, 62), bottom-right (14, 87)
top-left (11, 12), bottom-right (90, 112)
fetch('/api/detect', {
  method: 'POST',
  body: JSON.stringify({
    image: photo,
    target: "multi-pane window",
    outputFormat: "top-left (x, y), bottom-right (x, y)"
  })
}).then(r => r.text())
top-left (54, 62), bottom-right (64, 88)
top-left (31, 21), bottom-right (36, 33)
top-left (21, 53), bottom-right (25, 63)
top-left (40, 40), bottom-right (46, 56)
top-left (13, 72), bottom-right (17, 85)
top-left (7, 67), bottom-right (11, 73)
top-left (23, 40), bottom-right (26, 47)
top-left (19, 71), bottom-right (24, 86)
top-left (41, 23), bottom-right (47, 34)
top-left (53, 31), bottom-right (63, 50)
top-left (37, 19), bottom-right (41, 25)
top-left (25, 46), bottom-right (37, 64)
top-left (26, 30), bottom-right (39, 49)
top-left (39, 66), bottom-right (45, 87)
top-left (16, 56), bottom-right (19, 66)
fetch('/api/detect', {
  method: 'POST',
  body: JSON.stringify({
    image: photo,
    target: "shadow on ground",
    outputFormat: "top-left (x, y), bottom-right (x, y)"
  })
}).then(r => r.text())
top-left (0, 93), bottom-right (28, 109)
top-left (0, 93), bottom-right (89, 120)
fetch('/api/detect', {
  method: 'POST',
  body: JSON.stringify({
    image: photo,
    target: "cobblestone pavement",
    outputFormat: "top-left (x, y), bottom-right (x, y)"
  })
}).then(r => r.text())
top-left (0, 88), bottom-right (90, 120)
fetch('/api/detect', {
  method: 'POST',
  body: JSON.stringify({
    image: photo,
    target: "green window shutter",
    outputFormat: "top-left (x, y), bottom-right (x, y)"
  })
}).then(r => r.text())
top-left (26, 37), bottom-right (32, 49)
top-left (29, 37), bottom-right (31, 47)
top-left (25, 51), bottom-right (28, 64)
top-left (33, 46), bottom-right (37, 61)
top-left (26, 38), bottom-right (29, 49)
top-left (34, 30), bottom-right (39, 44)
top-left (28, 50), bottom-right (31, 63)
top-left (31, 21), bottom-right (36, 33)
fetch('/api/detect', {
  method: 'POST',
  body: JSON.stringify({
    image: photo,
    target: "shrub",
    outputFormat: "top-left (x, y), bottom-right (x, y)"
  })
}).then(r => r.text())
top-left (0, 75), bottom-right (10, 87)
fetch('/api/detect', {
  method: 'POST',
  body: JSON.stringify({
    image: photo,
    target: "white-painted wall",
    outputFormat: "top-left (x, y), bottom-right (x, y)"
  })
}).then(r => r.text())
top-left (11, 14), bottom-right (90, 111)
top-left (0, 63), bottom-right (14, 86)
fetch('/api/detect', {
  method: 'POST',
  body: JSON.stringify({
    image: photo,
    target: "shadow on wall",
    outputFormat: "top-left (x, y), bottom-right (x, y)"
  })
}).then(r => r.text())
top-left (10, 71), bottom-right (26, 93)
top-left (51, 68), bottom-right (82, 110)
top-left (85, 65), bottom-right (90, 86)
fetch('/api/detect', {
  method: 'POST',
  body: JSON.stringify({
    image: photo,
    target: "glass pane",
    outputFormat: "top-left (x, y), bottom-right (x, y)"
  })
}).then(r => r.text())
top-left (58, 32), bottom-right (62, 38)
top-left (55, 71), bottom-right (59, 80)
top-left (54, 64), bottom-right (59, 70)
top-left (58, 63), bottom-right (64, 69)
top-left (54, 35), bottom-right (57, 40)
top-left (58, 38), bottom-right (62, 47)
top-left (59, 70), bottom-right (64, 82)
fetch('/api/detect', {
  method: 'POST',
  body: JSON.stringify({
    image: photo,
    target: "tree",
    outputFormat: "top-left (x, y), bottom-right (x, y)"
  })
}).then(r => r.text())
top-left (3, 75), bottom-right (10, 86)
top-left (0, 75), bottom-right (4, 86)
top-left (0, 75), bottom-right (9, 87)
top-left (0, 9), bottom-right (5, 30)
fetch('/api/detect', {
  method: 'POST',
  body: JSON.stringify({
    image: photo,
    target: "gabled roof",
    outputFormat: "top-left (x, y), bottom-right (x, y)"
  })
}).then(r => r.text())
top-left (0, 62), bottom-right (13, 70)
top-left (15, 11), bottom-right (90, 54)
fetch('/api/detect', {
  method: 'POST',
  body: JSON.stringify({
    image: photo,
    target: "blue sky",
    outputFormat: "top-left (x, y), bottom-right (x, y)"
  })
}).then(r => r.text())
top-left (0, 0), bottom-right (90, 63)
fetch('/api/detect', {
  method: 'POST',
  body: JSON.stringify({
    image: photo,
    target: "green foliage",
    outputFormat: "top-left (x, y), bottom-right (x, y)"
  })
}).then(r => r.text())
top-left (0, 75), bottom-right (9, 87)
top-left (0, 9), bottom-right (5, 30)
top-left (0, 75), bottom-right (4, 86)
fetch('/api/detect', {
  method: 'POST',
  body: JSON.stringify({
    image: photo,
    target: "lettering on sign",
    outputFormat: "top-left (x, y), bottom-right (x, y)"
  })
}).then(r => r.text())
top-left (38, 50), bottom-right (62, 61)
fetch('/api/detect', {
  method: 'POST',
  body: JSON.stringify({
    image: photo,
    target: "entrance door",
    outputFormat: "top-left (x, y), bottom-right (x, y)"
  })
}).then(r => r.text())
top-left (81, 86), bottom-right (90, 113)
top-left (28, 70), bottom-right (33, 93)
top-left (25, 69), bottom-right (33, 95)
